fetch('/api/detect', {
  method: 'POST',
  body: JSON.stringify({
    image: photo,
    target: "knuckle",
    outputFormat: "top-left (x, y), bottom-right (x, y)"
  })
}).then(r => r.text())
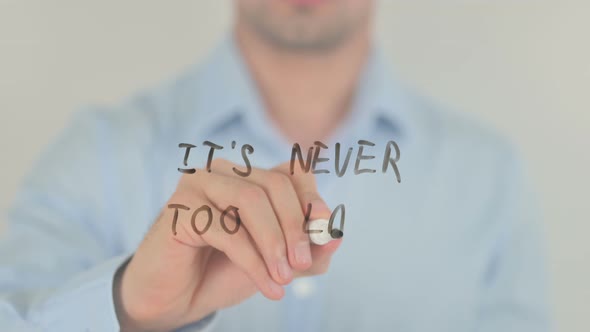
top-left (178, 172), bottom-right (192, 182)
top-left (300, 171), bottom-right (318, 186)
top-left (169, 189), bottom-right (193, 204)
top-left (300, 191), bottom-right (321, 205)
top-left (237, 184), bottom-right (267, 205)
top-left (210, 157), bottom-right (232, 169)
top-left (178, 173), bottom-right (197, 188)
top-left (179, 171), bottom-right (206, 191)
top-left (266, 172), bottom-right (291, 191)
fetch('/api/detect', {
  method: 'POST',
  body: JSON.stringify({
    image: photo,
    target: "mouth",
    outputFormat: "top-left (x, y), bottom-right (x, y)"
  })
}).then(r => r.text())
top-left (285, 0), bottom-right (327, 7)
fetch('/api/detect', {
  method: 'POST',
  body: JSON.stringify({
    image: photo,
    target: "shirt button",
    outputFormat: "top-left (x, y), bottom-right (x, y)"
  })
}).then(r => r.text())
top-left (292, 278), bottom-right (316, 299)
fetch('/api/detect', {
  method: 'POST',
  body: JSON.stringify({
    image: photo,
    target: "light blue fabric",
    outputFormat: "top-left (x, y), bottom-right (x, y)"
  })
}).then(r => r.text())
top-left (0, 35), bottom-right (551, 331)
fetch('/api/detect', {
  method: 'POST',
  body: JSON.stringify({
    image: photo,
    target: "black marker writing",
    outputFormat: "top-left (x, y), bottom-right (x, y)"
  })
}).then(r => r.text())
top-left (327, 204), bottom-right (345, 236)
top-left (382, 140), bottom-right (401, 183)
top-left (233, 144), bottom-right (254, 177)
top-left (221, 206), bottom-right (241, 235)
top-left (169, 202), bottom-right (346, 237)
top-left (355, 140), bottom-right (376, 175)
top-left (190, 205), bottom-right (213, 235)
top-left (168, 203), bottom-right (190, 236)
top-left (302, 203), bottom-right (322, 234)
top-left (178, 144), bottom-right (197, 174)
top-left (203, 141), bottom-right (223, 173)
top-left (334, 143), bottom-right (353, 177)
top-left (290, 143), bottom-right (314, 175)
top-left (177, 139), bottom-right (401, 181)
top-left (311, 141), bottom-right (330, 174)
top-left (168, 203), bottom-right (242, 236)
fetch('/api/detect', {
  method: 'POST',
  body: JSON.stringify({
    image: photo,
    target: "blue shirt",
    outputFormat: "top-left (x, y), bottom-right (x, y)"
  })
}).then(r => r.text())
top-left (0, 35), bottom-right (551, 331)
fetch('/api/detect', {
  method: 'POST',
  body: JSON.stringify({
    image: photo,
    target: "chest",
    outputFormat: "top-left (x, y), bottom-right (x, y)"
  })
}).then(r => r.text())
top-left (214, 172), bottom-right (486, 331)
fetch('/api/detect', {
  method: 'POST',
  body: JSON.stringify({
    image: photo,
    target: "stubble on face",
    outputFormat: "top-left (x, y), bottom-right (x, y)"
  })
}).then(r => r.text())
top-left (236, 0), bottom-right (372, 53)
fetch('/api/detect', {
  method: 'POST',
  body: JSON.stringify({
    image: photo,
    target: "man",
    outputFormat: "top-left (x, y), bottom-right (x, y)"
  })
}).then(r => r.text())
top-left (0, 0), bottom-right (550, 331)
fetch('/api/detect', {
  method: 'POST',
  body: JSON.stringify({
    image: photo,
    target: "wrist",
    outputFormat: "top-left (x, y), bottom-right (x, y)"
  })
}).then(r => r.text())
top-left (112, 257), bottom-right (215, 331)
top-left (113, 257), bottom-right (145, 331)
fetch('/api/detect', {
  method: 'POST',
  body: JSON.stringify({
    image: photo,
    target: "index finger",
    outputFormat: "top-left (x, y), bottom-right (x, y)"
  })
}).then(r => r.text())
top-left (273, 162), bottom-right (332, 225)
top-left (274, 162), bottom-right (343, 276)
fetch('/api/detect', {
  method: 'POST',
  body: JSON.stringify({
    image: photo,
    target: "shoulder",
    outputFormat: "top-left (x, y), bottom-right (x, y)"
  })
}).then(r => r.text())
top-left (397, 89), bottom-right (529, 208)
top-left (68, 61), bottom-right (211, 150)
top-left (404, 90), bottom-right (521, 170)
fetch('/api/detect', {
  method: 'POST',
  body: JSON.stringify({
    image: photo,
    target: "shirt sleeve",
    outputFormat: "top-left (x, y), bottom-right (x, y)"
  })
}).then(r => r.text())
top-left (0, 108), bottom-right (215, 331)
top-left (476, 147), bottom-right (553, 332)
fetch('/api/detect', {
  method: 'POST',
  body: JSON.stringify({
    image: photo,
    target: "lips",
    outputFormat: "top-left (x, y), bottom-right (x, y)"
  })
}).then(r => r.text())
top-left (285, 0), bottom-right (326, 6)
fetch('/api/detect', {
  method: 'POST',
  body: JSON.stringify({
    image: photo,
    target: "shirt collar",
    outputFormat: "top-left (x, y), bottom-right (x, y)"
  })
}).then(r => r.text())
top-left (184, 34), bottom-right (413, 147)
top-left (332, 47), bottom-right (411, 143)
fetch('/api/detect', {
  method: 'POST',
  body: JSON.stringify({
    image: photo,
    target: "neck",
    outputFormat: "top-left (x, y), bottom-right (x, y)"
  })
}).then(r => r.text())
top-left (235, 23), bottom-right (371, 146)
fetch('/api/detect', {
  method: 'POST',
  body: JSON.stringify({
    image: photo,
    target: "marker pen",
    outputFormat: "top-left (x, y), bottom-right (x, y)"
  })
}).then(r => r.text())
top-left (307, 218), bottom-right (344, 245)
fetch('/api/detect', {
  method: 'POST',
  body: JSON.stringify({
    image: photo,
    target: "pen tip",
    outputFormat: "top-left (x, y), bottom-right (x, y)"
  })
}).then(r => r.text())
top-left (330, 229), bottom-right (343, 239)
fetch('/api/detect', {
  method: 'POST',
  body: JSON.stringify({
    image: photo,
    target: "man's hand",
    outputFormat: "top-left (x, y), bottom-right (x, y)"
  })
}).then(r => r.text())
top-left (113, 159), bottom-right (342, 331)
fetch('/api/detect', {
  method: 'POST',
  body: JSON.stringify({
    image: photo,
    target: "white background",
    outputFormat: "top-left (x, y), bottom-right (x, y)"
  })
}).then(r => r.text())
top-left (1, 1), bottom-right (588, 330)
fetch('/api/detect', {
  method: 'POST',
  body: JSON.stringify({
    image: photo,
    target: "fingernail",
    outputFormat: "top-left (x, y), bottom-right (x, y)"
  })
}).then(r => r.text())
top-left (268, 279), bottom-right (284, 296)
top-left (277, 256), bottom-right (293, 281)
top-left (295, 242), bottom-right (312, 266)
